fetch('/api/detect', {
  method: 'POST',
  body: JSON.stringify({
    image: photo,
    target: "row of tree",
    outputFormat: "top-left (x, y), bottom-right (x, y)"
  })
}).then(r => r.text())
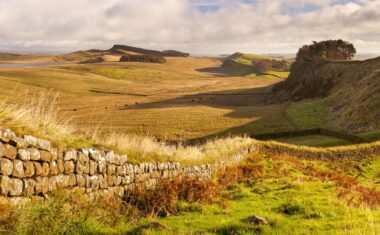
top-left (296, 39), bottom-right (356, 62)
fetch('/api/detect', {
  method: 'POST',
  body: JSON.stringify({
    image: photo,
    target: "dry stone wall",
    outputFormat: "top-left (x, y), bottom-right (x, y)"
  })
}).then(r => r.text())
top-left (0, 128), bottom-right (213, 198)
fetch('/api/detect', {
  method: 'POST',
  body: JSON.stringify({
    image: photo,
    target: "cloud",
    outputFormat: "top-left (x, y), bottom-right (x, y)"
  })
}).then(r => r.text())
top-left (0, 0), bottom-right (379, 54)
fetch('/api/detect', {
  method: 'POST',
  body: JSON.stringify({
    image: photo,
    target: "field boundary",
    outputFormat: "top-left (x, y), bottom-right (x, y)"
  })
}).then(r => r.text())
top-left (251, 128), bottom-right (368, 144)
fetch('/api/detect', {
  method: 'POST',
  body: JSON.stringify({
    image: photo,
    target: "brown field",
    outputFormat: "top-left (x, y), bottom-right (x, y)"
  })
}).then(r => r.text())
top-left (0, 55), bottom-right (297, 142)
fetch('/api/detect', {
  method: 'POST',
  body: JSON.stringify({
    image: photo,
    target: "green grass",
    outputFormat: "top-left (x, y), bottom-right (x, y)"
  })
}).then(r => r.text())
top-left (232, 53), bottom-right (276, 65)
top-left (273, 134), bottom-right (351, 147)
top-left (286, 98), bottom-right (333, 130)
top-left (358, 130), bottom-right (380, 142)
top-left (264, 71), bottom-right (290, 79)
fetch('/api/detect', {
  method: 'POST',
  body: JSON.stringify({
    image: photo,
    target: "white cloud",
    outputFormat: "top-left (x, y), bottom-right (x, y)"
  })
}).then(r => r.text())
top-left (0, 0), bottom-right (379, 54)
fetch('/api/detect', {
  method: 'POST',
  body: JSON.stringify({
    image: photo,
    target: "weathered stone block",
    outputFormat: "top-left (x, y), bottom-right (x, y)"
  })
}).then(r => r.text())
top-left (89, 149), bottom-right (101, 161)
top-left (105, 151), bottom-right (115, 164)
top-left (50, 161), bottom-right (59, 175)
top-left (99, 175), bottom-right (108, 189)
top-left (0, 128), bottom-right (12, 142)
top-left (12, 137), bottom-right (28, 148)
top-left (98, 160), bottom-right (107, 174)
top-left (23, 161), bottom-right (35, 177)
top-left (35, 177), bottom-right (49, 195)
top-left (50, 148), bottom-right (58, 161)
top-left (57, 159), bottom-right (64, 174)
top-left (55, 175), bottom-right (69, 189)
top-left (48, 177), bottom-right (58, 192)
top-left (3, 144), bottom-right (17, 160)
top-left (13, 160), bottom-right (25, 178)
top-left (17, 149), bottom-right (30, 161)
top-left (77, 152), bottom-right (89, 164)
top-left (33, 162), bottom-right (42, 176)
top-left (64, 150), bottom-right (77, 161)
top-left (23, 135), bottom-right (38, 147)
top-left (68, 173), bottom-right (77, 186)
top-left (116, 165), bottom-right (124, 176)
top-left (28, 148), bottom-right (41, 161)
top-left (107, 175), bottom-right (114, 187)
top-left (23, 179), bottom-right (36, 196)
top-left (37, 138), bottom-right (51, 151)
top-left (56, 149), bottom-right (63, 160)
top-left (76, 174), bottom-right (85, 187)
top-left (40, 151), bottom-right (51, 162)
top-left (41, 162), bottom-right (50, 177)
top-left (0, 158), bottom-right (13, 176)
top-left (0, 176), bottom-right (10, 195)
top-left (114, 176), bottom-right (122, 186)
top-left (107, 164), bottom-right (116, 175)
top-left (89, 160), bottom-right (98, 176)
top-left (0, 143), bottom-right (4, 158)
top-left (64, 161), bottom-right (75, 174)
top-left (120, 154), bottom-right (128, 165)
top-left (9, 178), bottom-right (23, 196)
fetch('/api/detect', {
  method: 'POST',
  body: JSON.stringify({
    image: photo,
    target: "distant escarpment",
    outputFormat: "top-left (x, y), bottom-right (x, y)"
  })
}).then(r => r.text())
top-left (221, 52), bottom-right (291, 76)
top-left (274, 40), bottom-right (380, 131)
top-left (54, 44), bottom-right (189, 63)
top-left (109, 45), bottom-right (189, 57)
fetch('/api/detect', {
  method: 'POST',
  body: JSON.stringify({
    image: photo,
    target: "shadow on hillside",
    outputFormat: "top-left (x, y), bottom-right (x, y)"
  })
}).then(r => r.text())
top-left (118, 83), bottom-right (296, 142)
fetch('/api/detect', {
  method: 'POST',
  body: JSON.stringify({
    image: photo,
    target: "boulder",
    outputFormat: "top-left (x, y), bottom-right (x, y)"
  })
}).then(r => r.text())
top-left (243, 216), bottom-right (268, 225)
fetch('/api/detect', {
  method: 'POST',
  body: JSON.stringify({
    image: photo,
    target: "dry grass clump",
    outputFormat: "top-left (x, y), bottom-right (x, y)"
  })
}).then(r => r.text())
top-left (0, 91), bottom-right (74, 143)
top-left (100, 133), bottom-right (253, 164)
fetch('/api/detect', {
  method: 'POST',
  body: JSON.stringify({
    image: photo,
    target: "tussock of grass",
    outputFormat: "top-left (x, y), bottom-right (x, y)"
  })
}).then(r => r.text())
top-left (0, 91), bottom-right (74, 143)
top-left (99, 133), bottom-right (253, 164)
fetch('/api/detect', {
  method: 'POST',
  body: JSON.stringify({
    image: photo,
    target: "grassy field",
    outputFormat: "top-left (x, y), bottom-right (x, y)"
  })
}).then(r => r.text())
top-left (0, 56), bottom-right (291, 142)
top-left (0, 55), bottom-right (378, 147)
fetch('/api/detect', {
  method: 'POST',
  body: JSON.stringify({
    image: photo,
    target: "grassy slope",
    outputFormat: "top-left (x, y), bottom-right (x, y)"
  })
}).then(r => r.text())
top-left (135, 153), bottom-right (380, 234)
top-left (6, 152), bottom-right (380, 234)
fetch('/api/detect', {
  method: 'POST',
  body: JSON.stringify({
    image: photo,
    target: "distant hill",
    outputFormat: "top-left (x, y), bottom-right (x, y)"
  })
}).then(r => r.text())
top-left (274, 40), bottom-right (380, 132)
top-left (54, 45), bottom-right (189, 63)
top-left (220, 52), bottom-right (291, 76)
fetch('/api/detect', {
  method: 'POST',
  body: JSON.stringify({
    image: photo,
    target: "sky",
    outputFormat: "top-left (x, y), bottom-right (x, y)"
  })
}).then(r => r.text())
top-left (0, 0), bottom-right (379, 55)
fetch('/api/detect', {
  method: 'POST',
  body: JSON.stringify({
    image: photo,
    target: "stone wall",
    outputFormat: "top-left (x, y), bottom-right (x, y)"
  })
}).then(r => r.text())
top-left (258, 141), bottom-right (380, 160)
top-left (0, 128), bottom-right (214, 198)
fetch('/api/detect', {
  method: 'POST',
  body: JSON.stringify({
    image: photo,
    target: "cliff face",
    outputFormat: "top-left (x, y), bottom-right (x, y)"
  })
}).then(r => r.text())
top-left (274, 57), bottom-right (380, 131)
top-left (273, 59), bottom-right (356, 100)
